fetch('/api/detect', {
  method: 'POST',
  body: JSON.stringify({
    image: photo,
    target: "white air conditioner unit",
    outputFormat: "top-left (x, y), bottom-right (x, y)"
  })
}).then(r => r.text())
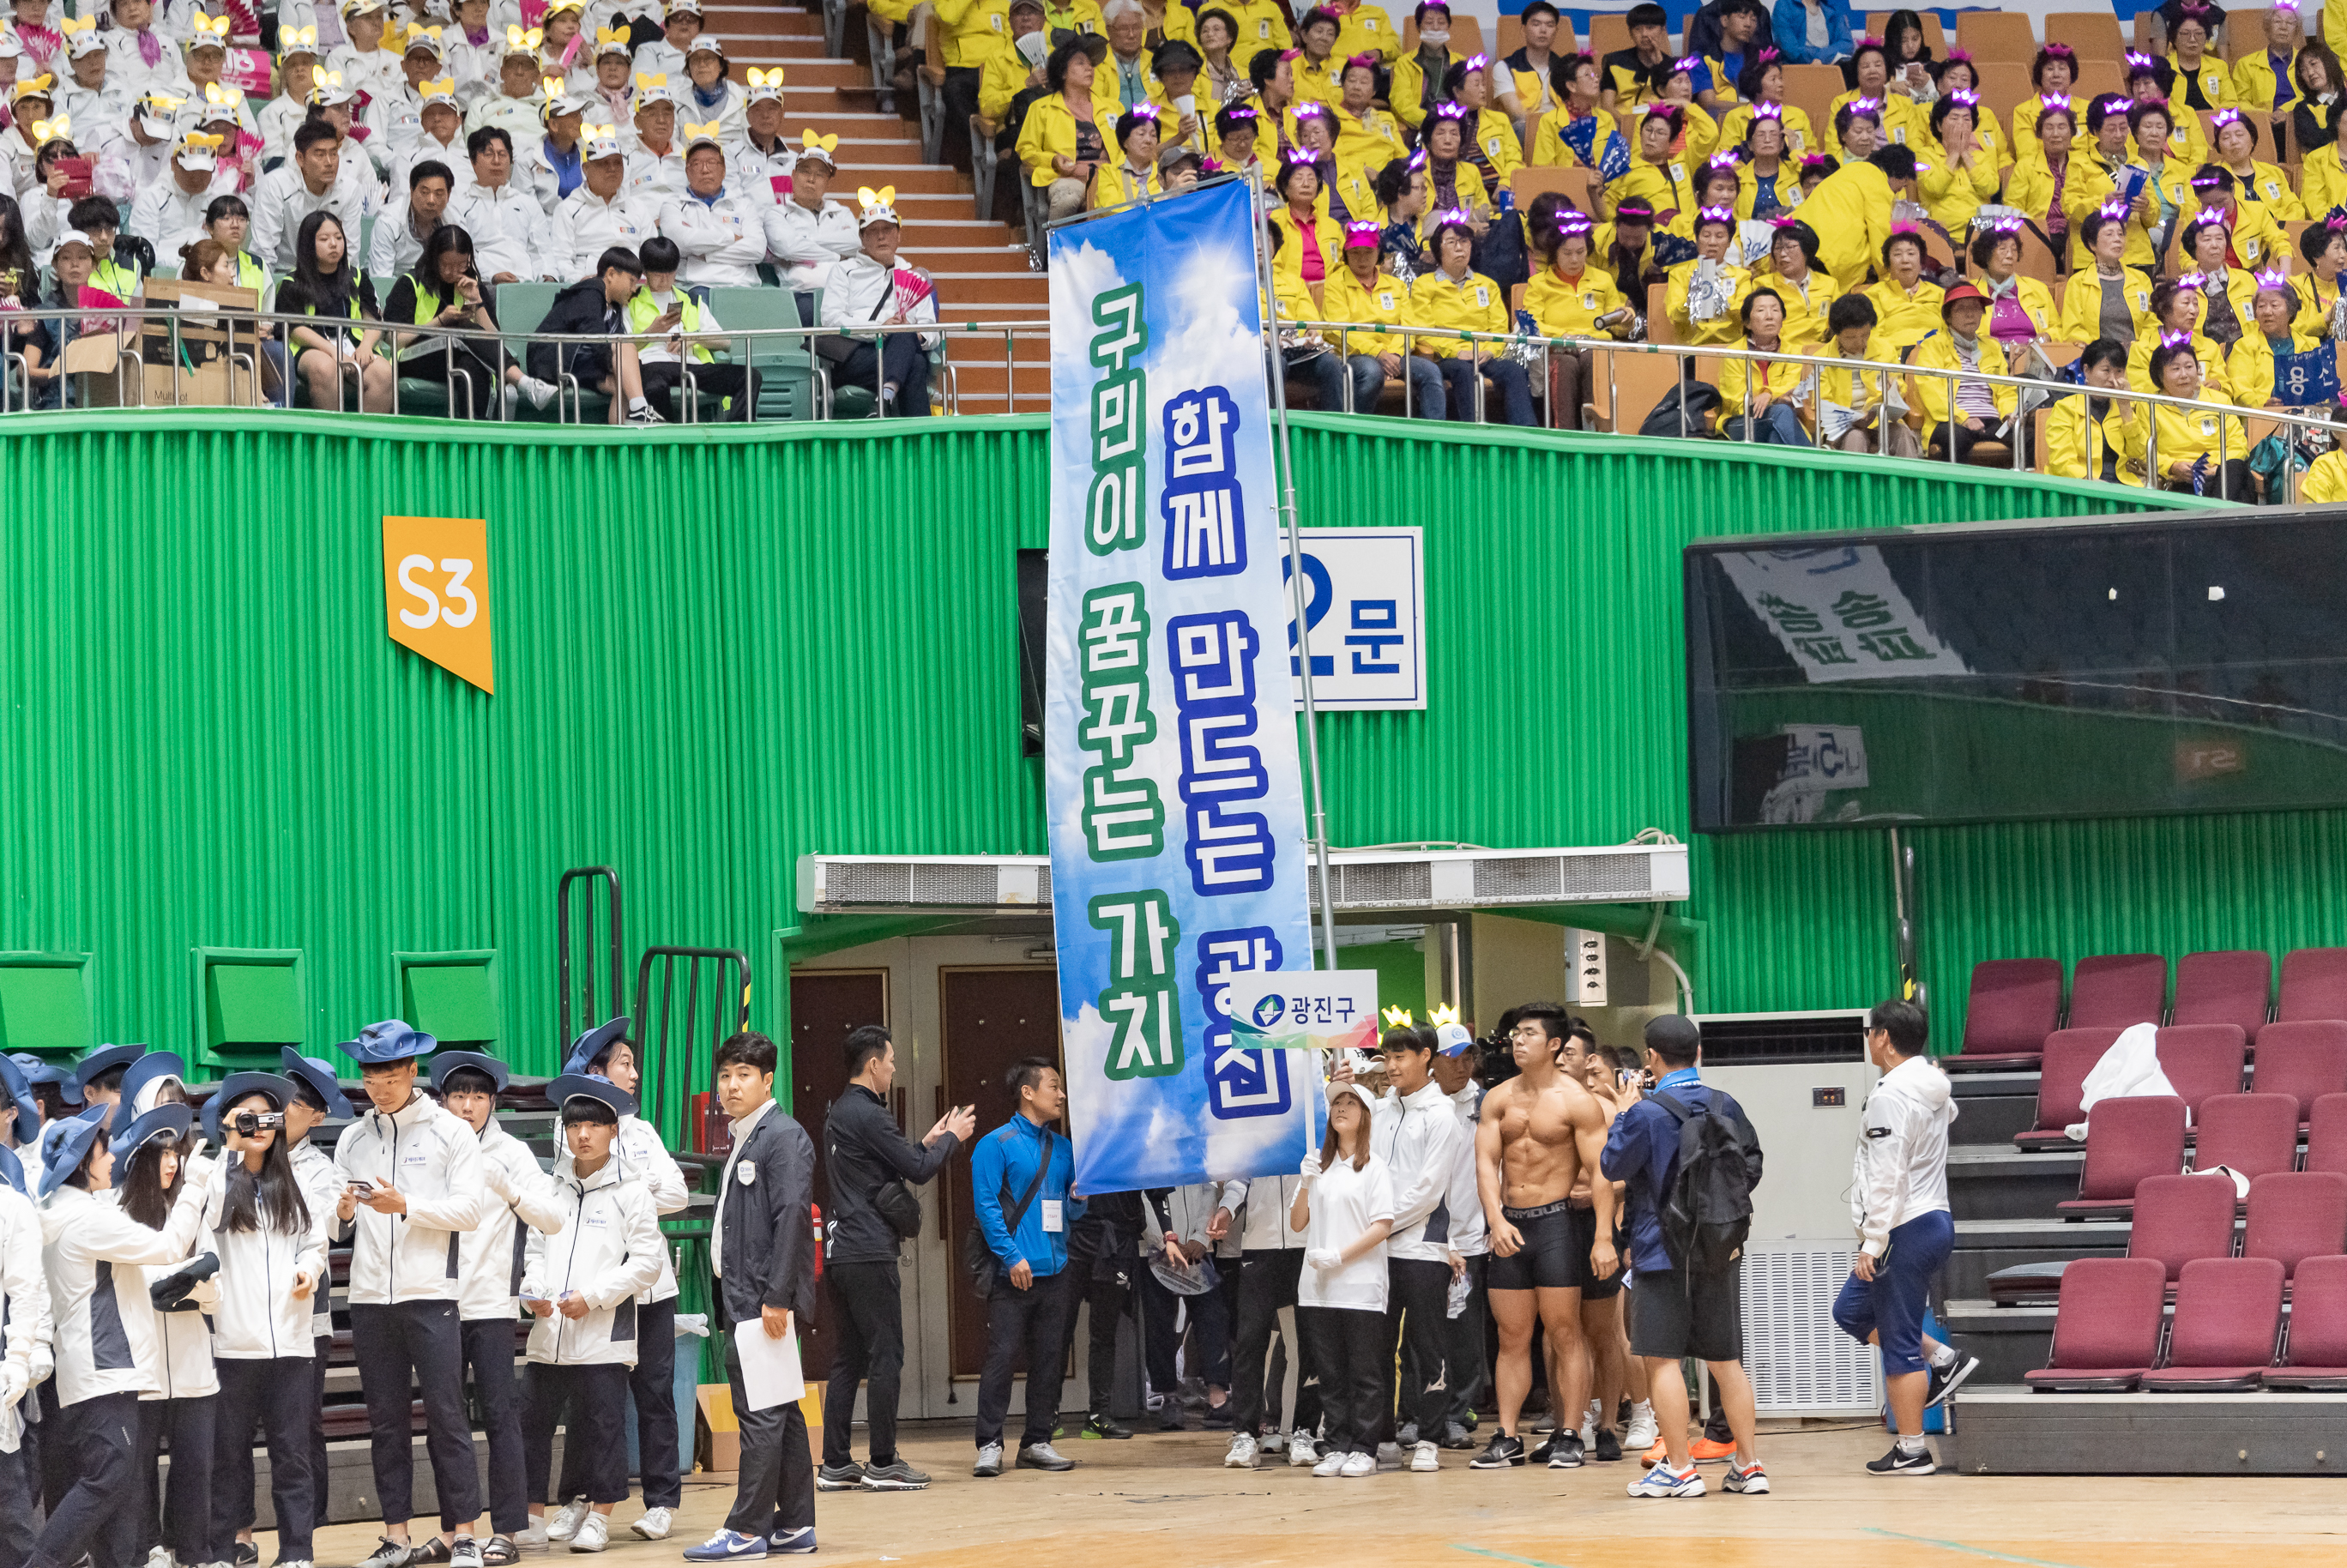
top-left (795, 843), bottom-right (1689, 916)
top-left (1741, 1246), bottom-right (1885, 1416)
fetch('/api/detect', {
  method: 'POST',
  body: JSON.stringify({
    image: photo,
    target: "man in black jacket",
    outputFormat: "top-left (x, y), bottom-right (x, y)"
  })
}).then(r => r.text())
top-left (683, 1033), bottom-right (821, 1562)
top-left (818, 1025), bottom-right (974, 1493)
top-left (522, 244), bottom-right (665, 425)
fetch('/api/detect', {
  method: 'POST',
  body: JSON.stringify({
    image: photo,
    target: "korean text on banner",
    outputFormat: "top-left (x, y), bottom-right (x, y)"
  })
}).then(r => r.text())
top-left (1044, 178), bottom-right (1323, 1195)
top-left (1714, 546), bottom-right (1967, 684)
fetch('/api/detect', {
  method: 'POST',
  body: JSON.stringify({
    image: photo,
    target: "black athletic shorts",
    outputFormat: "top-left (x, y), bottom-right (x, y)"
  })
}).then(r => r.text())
top-left (1572, 1205), bottom-right (1627, 1301)
top-left (1627, 1263), bottom-right (1743, 1364)
top-left (1486, 1201), bottom-right (1584, 1292)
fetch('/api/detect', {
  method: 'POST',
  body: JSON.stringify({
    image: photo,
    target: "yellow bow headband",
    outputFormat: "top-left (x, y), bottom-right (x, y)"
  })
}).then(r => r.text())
top-left (280, 23), bottom-right (319, 53)
top-left (183, 131), bottom-right (226, 151)
top-left (506, 24), bottom-right (543, 49)
top-left (858, 184), bottom-right (896, 208)
top-left (58, 15), bottom-right (97, 35)
top-left (188, 13), bottom-right (232, 41)
top-left (747, 67), bottom-right (785, 89)
top-left (30, 114), bottom-right (68, 142)
top-left (206, 81), bottom-right (244, 107)
top-left (422, 76), bottom-right (457, 98)
top-left (596, 25), bottom-right (630, 45)
top-left (799, 127), bottom-right (838, 154)
top-left (636, 71), bottom-right (668, 88)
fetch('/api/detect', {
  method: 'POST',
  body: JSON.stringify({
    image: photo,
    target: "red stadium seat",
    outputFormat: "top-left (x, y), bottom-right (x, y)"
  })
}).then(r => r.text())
top-left (2024, 1256), bottom-right (2169, 1391)
top-left (2171, 950), bottom-right (2272, 1040)
top-left (1955, 957), bottom-right (2065, 1069)
top-left (2241, 1171), bottom-right (2347, 1279)
top-left (2154, 1024), bottom-right (2248, 1121)
top-left (2264, 1254), bottom-right (2347, 1390)
top-left (2015, 1028), bottom-right (2121, 1149)
top-left (2140, 1256), bottom-right (2285, 1390)
top-left (2192, 1094), bottom-right (2300, 1183)
top-left (2308, 1095), bottom-right (2347, 1176)
top-left (2056, 1095), bottom-right (2187, 1217)
top-left (2127, 1173), bottom-right (2240, 1283)
top-left (2249, 1021), bottom-right (2347, 1125)
top-left (2278, 948), bottom-right (2347, 1025)
top-left (2069, 953), bottom-right (2169, 1031)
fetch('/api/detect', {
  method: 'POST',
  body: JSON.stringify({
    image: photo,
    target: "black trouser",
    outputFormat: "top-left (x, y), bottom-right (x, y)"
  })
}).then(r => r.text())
top-left (1073, 1262), bottom-right (1129, 1416)
top-left (555, 1297), bottom-right (677, 1511)
top-left (1444, 1253), bottom-right (1489, 1427)
top-left (348, 1299), bottom-right (480, 1529)
top-left (136, 1393), bottom-right (215, 1565)
top-left (233, 1335), bottom-right (327, 1542)
top-left (0, 1428), bottom-right (39, 1568)
top-left (1384, 1257), bottom-right (1453, 1444)
top-left (398, 346), bottom-right (502, 419)
top-left (461, 1318), bottom-right (528, 1535)
top-left (822, 1262), bottom-right (905, 1468)
top-left (828, 335), bottom-right (931, 416)
top-left (940, 64), bottom-right (981, 164)
top-left (1230, 1249), bottom-right (1300, 1436)
top-left (721, 1327), bottom-right (814, 1540)
top-left (1298, 1306), bottom-right (1386, 1456)
top-left (524, 1363), bottom-right (630, 1507)
top-left (27, 1390), bottom-right (137, 1568)
top-left (213, 1356), bottom-right (318, 1566)
top-left (640, 361), bottom-right (761, 421)
top-left (34, 1375), bottom-right (66, 1517)
top-left (974, 1271), bottom-right (1072, 1450)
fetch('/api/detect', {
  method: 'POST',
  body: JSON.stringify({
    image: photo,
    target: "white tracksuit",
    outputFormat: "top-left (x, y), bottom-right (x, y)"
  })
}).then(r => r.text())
top-left (521, 1156), bottom-right (661, 1367)
top-left (610, 1113), bottom-right (686, 1306)
top-left (656, 186), bottom-right (768, 287)
top-left (334, 1091), bottom-right (488, 1306)
top-left (1849, 1054), bottom-right (1958, 1258)
top-left (39, 1177), bottom-right (208, 1406)
top-left (287, 1137), bottom-right (346, 1341)
top-left (461, 1119), bottom-right (567, 1322)
top-left (1370, 1079), bottom-right (1468, 1263)
top-left (201, 1158), bottom-right (332, 1361)
top-left (142, 1155), bottom-right (222, 1402)
top-left (0, 1182), bottom-right (54, 1451)
top-left (1443, 1082), bottom-right (1488, 1258)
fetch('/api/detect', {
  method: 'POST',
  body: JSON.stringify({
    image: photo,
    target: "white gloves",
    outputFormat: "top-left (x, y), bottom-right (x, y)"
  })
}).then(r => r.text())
top-left (0, 1363), bottom-right (27, 1412)
top-left (1305, 1247), bottom-right (1341, 1272)
top-left (1298, 1152), bottom-right (1322, 1183)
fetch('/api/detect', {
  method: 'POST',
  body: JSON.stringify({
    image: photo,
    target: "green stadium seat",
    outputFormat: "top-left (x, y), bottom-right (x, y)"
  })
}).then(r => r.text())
top-left (492, 280), bottom-right (609, 424)
top-left (706, 286), bottom-right (820, 421)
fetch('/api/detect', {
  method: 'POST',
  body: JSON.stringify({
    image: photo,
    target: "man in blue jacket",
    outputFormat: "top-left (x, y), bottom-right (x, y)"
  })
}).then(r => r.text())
top-left (1600, 1014), bottom-right (1766, 1501)
top-left (969, 1057), bottom-right (1085, 1478)
top-left (1772, 0), bottom-right (1855, 65)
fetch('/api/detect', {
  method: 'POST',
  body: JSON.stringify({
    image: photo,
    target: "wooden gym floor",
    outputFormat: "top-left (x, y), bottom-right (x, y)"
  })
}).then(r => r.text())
top-left (308, 1420), bottom-right (2347, 1568)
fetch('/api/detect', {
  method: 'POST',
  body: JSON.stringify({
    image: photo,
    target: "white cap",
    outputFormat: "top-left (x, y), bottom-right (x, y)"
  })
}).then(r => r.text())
top-left (67, 29), bottom-right (109, 58)
top-left (308, 70), bottom-right (360, 106)
top-left (632, 71), bottom-right (676, 106)
top-left (52, 228), bottom-right (97, 253)
top-left (667, 0), bottom-right (703, 14)
top-left (173, 136), bottom-right (221, 170)
top-left (402, 26), bottom-right (449, 58)
top-left (582, 122), bottom-right (626, 159)
top-left (686, 33), bottom-right (722, 56)
top-left (0, 32), bottom-right (21, 60)
top-left (1435, 1022), bottom-right (1475, 1057)
top-left (594, 28), bottom-right (632, 57)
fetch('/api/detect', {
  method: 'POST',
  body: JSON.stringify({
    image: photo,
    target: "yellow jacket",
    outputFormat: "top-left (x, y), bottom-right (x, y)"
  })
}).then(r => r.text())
top-left (1323, 262), bottom-right (1409, 354)
top-left (1015, 86), bottom-right (1125, 184)
top-left (2181, 264), bottom-right (2262, 341)
top-left (1268, 203), bottom-right (1347, 282)
top-left (2059, 267), bottom-right (2156, 345)
top-left (1919, 150), bottom-right (2000, 238)
top-left (2231, 49), bottom-right (2301, 117)
top-left (977, 45), bottom-right (1040, 127)
top-left (1742, 268), bottom-right (1843, 350)
top-left (1524, 262), bottom-right (1629, 338)
top-left (1826, 88), bottom-right (1925, 156)
top-left (1463, 106), bottom-right (1523, 190)
top-left (1976, 274), bottom-right (2060, 340)
top-left (1091, 157), bottom-right (1161, 209)
top-left (1717, 349), bottom-right (1809, 423)
top-left (1331, 105), bottom-right (1405, 187)
top-left (1220, 0), bottom-right (1292, 51)
top-left (2296, 270), bottom-right (2347, 336)
top-left (2075, 156), bottom-right (2194, 271)
top-left (1531, 106), bottom-right (1627, 172)
top-left (2127, 330), bottom-right (2231, 401)
top-left (1731, 162), bottom-right (1804, 220)
top-left (2167, 53), bottom-right (2236, 112)
top-left (2227, 330), bottom-right (2328, 407)
top-left (1333, 3), bottom-right (1401, 64)
top-left (1294, 51), bottom-right (1344, 107)
top-left (1910, 329), bottom-right (2016, 446)
top-left (2217, 158), bottom-right (2305, 221)
top-left (1716, 101), bottom-right (1818, 158)
top-left (1866, 277), bottom-right (1946, 355)
top-left (1922, 105), bottom-right (2012, 171)
top-left (2043, 394), bottom-right (2148, 485)
top-left (1427, 157), bottom-right (1493, 216)
top-left (1613, 154), bottom-right (1696, 220)
top-left (1816, 357), bottom-right (1905, 432)
top-left (1403, 267), bottom-right (1509, 357)
top-left (1804, 161), bottom-right (1896, 288)
top-left (1101, 51), bottom-right (1168, 112)
top-left (2133, 116), bottom-right (2209, 171)
top-left (2137, 400), bottom-right (2249, 478)
top-left (1269, 268), bottom-right (1324, 345)
top-left (2302, 142), bottom-right (2347, 222)
top-left (1666, 257), bottom-right (1750, 346)
top-left (2011, 93), bottom-right (2079, 162)
top-left (2303, 448), bottom-right (2347, 502)
top-left (2002, 153), bottom-right (2072, 244)
top-left (932, 0), bottom-right (1013, 69)
top-left (1389, 47), bottom-right (1464, 130)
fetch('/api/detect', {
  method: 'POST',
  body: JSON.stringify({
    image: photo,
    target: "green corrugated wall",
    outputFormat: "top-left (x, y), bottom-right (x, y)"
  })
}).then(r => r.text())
top-left (0, 407), bottom-right (2291, 1119)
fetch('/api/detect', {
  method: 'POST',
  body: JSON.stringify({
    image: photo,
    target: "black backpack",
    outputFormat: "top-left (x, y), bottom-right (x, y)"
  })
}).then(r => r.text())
top-left (1650, 1091), bottom-right (1760, 1275)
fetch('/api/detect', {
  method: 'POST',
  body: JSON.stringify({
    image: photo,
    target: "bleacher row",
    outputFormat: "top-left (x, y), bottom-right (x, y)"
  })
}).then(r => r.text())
top-left (1952, 948), bottom-right (2347, 1070)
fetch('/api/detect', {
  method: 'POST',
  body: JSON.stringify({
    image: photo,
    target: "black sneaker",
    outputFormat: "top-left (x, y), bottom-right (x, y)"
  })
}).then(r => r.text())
top-left (1439, 1421), bottom-right (1477, 1450)
top-left (1397, 1421), bottom-right (1420, 1447)
top-left (1083, 1412), bottom-right (1134, 1439)
top-left (815, 1462), bottom-right (869, 1492)
top-left (1925, 1351), bottom-right (1982, 1408)
top-left (237, 1547), bottom-right (261, 1568)
top-left (1202, 1403), bottom-right (1233, 1429)
top-left (1468, 1432), bottom-right (1525, 1469)
top-left (1156, 1403), bottom-right (1186, 1432)
top-left (1593, 1426), bottom-right (1623, 1462)
top-left (1548, 1432), bottom-right (1586, 1469)
top-left (1867, 1444), bottom-right (1938, 1477)
top-left (863, 1458), bottom-right (930, 1490)
top-left (1527, 1432), bottom-right (1556, 1464)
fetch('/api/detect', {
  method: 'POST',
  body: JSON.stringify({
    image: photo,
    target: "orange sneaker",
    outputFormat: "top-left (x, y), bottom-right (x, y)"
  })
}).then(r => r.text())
top-left (1691, 1437), bottom-right (1739, 1464)
top-left (1641, 1440), bottom-right (1668, 1467)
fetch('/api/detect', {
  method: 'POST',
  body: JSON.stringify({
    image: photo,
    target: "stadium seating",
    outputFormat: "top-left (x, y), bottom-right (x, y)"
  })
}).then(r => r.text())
top-left (2156, 1025), bottom-right (2249, 1122)
top-left (2263, 1255), bottom-right (2347, 1390)
top-left (2024, 1256), bottom-right (2168, 1390)
top-left (2191, 1093), bottom-right (2299, 1182)
top-left (2057, 1095), bottom-right (2187, 1217)
top-left (2127, 1173), bottom-right (2240, 1285)
top-left (2308, 1095), bottom-right (2347, 1176)
top-left (2015, 1028), bottom-right (2121, 1149)
top-left (2139, 1257), bottom-right (2287, 1391)
top-left (2241, 1172), bottom-right (2347, 1278)
top-left (2248, 1022), bottom-right (2347, 1125)
top-left (2278, 950), bottom-right (2347, 1026)
top-left (1955, 957), bottom-right (2065, 1069)
top-left (2068, 954), bottom-right (2169, 1032)
top-left (2170, 950), bottom-right (2273, 1040)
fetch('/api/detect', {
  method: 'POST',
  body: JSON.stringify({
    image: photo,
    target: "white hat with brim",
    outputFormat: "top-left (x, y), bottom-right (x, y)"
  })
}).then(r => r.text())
top-left (687, 35), bottom-right (722, 55)
top-left (67, 31), bottom-right (109, 58)
top-left (173, 143), bottom-right (219, 170)
top-left (1326, 1078), bottom-right (1379, 1118)
top-left (544, 88), bottom-right (597, 117)
top-left (52, 229), bottom-right (96, 254)
top-left (340, 0), bottom-right (389, 15)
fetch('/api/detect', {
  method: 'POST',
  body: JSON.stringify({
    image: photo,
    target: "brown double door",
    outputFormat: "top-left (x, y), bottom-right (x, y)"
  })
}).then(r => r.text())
top-left (939, 966), bottom-right (1064, 1379)
top-left (787, 968), bottom-right (888, 1384)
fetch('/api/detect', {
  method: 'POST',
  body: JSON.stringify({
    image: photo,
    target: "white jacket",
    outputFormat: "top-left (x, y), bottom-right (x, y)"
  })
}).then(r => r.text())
top-left (1215, 1173), bottom-right (1308, 1251)
top-left (250, 160), bottom-right (379, 274)
top-left (40, 1178), bottom-right (208, 1406)
top-left (335, 1091), bottom-right (487, 1306)
top-left (542, 184), bottom-right (654, 281)
top-left (820, 250), bottom-right (941, 350)
top-left (288, 1137), bottom-right (346, 1340)
top-left (611, 1114), bottom-right (685, 1305)
top-left (1368, 1079), bottom-right (1468, 1265)
top-left (522, 1156), bottom-right (661, 1367)
top-left (445, 178), bottom-right (545, 281)
top-left (656, 187), bottom-right (767, 287)
top-left (1443, 1083), bottom-right (1488, 1257)
top-left (197, 1154), bottom-right (329, 1362)
top-left (1849, 1054), bottom-right (1958, 1257)
top-left (142, 1154), bottom-right (222, 1401)
top-left (460, 1120), bottom-right (566, 1321)
top-left (0, 1184), bottom-right (53, 1452)
top-left (762, 196), bottom-right (858, 288)
top-left (728, 136), bottom-right (796, 205)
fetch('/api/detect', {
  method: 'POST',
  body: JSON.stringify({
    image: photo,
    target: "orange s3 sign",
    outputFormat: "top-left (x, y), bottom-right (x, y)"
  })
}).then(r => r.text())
top-left (383, 516), bottom-right (494, 694)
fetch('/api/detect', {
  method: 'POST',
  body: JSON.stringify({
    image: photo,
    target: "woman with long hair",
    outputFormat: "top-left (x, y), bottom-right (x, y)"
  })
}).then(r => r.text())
top-left (272, 209), bottom-right (393, 412)
top-left (119, 1055), bottom-right (218, 1568)
top-left (1288, 1079), bottom-right (1394, 1479)
top-left (383, 225), bottom-right (552, 419)
top-left (202, 1074), bottom-right (327, 1568)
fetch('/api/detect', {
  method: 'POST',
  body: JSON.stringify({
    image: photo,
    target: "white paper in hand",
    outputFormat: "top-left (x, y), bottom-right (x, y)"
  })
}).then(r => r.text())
top-left (737, 1318), bottom-right (805, 1412)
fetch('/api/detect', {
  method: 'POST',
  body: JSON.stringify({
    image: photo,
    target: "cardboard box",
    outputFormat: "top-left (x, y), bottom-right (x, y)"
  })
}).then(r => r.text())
top-left (693, 1383), bottom-right (824, 1473)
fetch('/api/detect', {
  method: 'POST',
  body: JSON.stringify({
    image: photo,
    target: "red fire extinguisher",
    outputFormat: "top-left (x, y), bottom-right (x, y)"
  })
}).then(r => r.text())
top-left (811, 1203), bottom-right (824, 1281)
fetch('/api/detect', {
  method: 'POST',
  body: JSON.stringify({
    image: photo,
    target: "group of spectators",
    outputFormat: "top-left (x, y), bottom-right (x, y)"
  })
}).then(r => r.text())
top-left (0, 0), bottom-right (944, 420)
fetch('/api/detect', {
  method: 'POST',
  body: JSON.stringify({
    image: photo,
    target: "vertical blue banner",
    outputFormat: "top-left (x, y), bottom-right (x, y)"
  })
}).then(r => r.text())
top-left (1045, 178), bottom-right (1324, 1194)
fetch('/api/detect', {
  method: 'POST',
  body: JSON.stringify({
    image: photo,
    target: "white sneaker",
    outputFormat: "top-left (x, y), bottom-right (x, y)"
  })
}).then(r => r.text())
top-left (1410, 1441), bottom-right (1440, 1473)
top-left (1224, 1433), bottom-right (1258, 1469)
top-left (1288, 1431), bottom-right (1319, 1468)
top-left (519, 375), bottom-right (558, 409)
top-left (629, 1509), bottom-right (672, 1542)
top-left (1312, 1450), bottom-right (1347, 1477)
top-left (1259, 1429), bottom-right (1287, 1455)
top-left (1625, 1400), bottom-right (1659, 1450)
top-left (567, 1516), bottom-right (607, 1554)
top-left (148, 1547), bottom-right (175, 1568)
top-left (1339, 1450), bottom-right (1378, 1478)
top-left (513, 1520), bottom-right (551, 1550)
top-left (545, 1501), bottom-right (587, 1544)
